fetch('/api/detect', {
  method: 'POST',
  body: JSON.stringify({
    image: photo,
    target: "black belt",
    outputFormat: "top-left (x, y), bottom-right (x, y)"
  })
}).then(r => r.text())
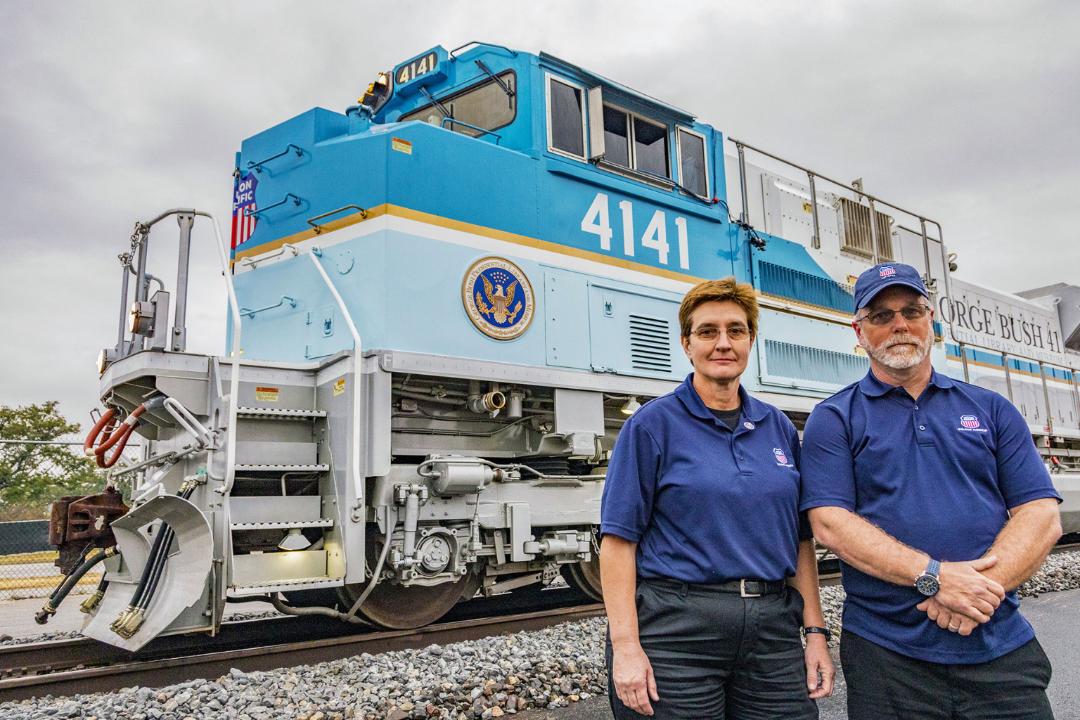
top-left (644, 577), bottom-right (786, 598)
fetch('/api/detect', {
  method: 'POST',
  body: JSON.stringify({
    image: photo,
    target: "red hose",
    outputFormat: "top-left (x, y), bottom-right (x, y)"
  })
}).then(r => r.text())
top-left (85, 404), bottom-right (147, 468)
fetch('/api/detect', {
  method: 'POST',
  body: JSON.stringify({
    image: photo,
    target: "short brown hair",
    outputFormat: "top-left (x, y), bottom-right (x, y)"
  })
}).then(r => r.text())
top-left (678, 277), bottom-right (759, 339)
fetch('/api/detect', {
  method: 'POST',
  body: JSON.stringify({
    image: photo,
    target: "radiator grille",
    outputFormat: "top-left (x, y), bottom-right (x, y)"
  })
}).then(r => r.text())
top-left (764, 339), bottom-right (868, 387)
top-left (838, 198), bottom-right (895, 261)
top-left (629, 315), bottom-right (672, 373)
top-left (758, 261), bottom-right (855, 314)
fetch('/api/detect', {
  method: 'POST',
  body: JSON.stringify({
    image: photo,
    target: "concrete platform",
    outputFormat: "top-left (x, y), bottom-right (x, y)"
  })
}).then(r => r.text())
top-left (517, 589), bottom-right (1080, 719)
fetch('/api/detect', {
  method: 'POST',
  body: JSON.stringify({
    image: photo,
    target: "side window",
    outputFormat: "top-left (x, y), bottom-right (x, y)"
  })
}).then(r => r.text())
top-left (677, 128), bottom-right (708, 198)
top-left (598, 104), bottom-right (670, 180)
top-left (548, 77), bottom-right (586, 158)
top-left (603, 105), bottom-right (630, 166)
top-left (633, 117), bottom-right (668, 178)
top-left (400, 72), bottom-right (516, 138)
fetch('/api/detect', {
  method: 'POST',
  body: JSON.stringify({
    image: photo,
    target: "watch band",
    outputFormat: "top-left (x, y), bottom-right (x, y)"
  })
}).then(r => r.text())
top-left (925, 558), bottom-right (941, 579)
top-left (803, 626), bottom-right (831, 642)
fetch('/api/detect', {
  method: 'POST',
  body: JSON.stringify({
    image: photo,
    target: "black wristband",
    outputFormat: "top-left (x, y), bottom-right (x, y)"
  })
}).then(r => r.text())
top-left (803, 626), bottom-right (831, 642)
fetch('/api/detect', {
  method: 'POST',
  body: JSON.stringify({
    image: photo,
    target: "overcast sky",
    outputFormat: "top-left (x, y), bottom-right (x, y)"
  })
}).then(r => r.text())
top-left (1, 0), bottom-right (1077, 425)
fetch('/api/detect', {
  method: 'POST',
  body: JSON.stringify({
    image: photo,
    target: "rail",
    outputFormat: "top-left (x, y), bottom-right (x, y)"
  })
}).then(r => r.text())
top-left (246, 143), bottom-right (304, 174)
top-left (727, 138), bottom-right (961, 359)
top-left (308, 249), bottom-right (365, 526)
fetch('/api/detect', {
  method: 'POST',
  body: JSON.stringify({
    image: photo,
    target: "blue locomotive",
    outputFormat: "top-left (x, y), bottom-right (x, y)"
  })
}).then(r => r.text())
top-left (47, 43), bottom-right (1078, 649)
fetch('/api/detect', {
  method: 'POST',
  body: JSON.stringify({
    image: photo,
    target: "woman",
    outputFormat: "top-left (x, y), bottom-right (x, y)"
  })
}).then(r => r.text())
top-left (600, 277), bottom-right (834, 719)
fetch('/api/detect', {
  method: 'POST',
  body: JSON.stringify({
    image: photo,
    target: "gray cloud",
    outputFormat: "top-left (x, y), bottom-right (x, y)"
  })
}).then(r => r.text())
top-left (1, 0), bottom-right (1077, 421)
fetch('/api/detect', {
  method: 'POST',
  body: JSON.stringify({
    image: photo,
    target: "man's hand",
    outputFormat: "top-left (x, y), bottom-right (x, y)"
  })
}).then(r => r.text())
top-left (934, 556), bottom-right (1005, 623)
top-left (804, 635), bottom-right (835, 699)
top-left (612, 642), bottom-right (660, 716)
top-left (917, 596), bottom-right (979, 636)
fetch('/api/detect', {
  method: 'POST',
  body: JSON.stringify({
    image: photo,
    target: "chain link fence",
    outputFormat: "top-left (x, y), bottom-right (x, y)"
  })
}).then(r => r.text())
top-left (0, 519), bottom-right (103, 601)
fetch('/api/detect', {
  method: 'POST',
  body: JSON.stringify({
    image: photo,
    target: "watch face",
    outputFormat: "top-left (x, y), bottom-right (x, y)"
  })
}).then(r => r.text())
top-left (915, 574), bottom-right (940, 596)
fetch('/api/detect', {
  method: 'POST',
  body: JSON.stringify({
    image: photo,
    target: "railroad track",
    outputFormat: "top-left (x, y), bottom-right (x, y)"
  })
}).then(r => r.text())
top-left (5, 540), bottom-right (1077, 702)
top-left (0, 586), bottom-right (603, 702)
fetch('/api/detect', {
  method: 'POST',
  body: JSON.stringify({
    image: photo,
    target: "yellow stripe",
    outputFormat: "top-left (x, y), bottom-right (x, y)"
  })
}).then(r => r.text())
top-left (0, 550), bottom-right (57, 566)
top-left (234, 203), bottom-right (704, 284)
top-left (0, 574), bottom-right (101, 592)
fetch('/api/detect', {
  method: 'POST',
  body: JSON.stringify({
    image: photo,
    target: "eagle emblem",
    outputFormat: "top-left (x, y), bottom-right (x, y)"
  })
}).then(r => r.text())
top-left (462, 257), bottom-right (534, 340)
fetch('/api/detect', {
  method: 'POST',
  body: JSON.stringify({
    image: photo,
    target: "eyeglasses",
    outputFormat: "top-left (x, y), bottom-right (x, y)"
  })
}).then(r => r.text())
top-left (690, 325), bottom-right (751, 342)
top-left (856, 304), bottom-right (931, 326)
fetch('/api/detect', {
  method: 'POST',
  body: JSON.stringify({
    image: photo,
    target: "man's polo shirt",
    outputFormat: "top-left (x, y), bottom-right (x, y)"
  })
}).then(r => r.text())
top-left (801, 369), bottom-right (1061, 664)
top-left (600, 374), bottom-right (807, 583)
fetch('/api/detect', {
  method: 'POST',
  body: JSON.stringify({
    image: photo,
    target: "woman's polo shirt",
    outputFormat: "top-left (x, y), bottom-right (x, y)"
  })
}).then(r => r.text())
top-left (600, 374), bottom-right (806, 583)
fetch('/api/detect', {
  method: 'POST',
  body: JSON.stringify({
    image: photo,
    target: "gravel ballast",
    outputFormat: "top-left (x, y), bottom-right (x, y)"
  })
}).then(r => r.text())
top-left (3, 550), bottom-right (1079, 720)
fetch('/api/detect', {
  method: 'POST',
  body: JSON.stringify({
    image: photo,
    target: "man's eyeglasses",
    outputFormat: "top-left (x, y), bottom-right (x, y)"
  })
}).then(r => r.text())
top-left (856, 304), bottom-right (931, 326)
top-left (690, 325), bottom-right (751, 342)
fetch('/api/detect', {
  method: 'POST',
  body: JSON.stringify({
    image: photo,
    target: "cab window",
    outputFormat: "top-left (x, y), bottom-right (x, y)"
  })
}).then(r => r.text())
top-left (677, 128), bottom-right (708, 198)
top-left (600, 104), bottom-right (669, 179)
top-left (547, 76), bottom-right (586, 158)
top-left (401, 71), bottom-right (516, 138)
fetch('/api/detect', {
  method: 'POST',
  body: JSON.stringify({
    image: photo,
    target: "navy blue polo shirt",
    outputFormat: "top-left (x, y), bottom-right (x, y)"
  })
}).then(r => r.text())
top-left (600, 374), bottom-right (806, 583)
top-left (801, 369), bottom-right (1061, 664)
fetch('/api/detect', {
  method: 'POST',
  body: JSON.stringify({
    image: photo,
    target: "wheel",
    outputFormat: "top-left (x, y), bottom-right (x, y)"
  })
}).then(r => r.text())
top-left (338, 571), bottom-right (481, 629)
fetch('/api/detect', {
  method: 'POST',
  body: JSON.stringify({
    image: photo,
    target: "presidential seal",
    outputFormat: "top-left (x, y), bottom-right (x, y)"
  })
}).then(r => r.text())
top-left (462, 257), bottom-right (535, 340)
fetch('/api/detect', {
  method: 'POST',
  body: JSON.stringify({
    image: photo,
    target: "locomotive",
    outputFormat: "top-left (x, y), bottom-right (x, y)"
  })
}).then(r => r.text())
top-left (46, 43), bottom-right (1080, 650)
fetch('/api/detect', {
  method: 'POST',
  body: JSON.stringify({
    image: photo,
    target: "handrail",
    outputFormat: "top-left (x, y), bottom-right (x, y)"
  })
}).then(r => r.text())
top-left (239, 243), bottom-right (299, 269)
top-left (244, 193), bottom-right (301, 219)
top-left (308, 248), bottom-right (365, 525)
top-left (439, 117), bottom-right (502, 143)
top-left (239, 295), bottom-right (296, 318)
top-left (190, 212), bottom-right (242, 498)
top-left (247, 143), bottom-right (304, 174)
top-left (306, 205), bottom-right (368, 234)
top-left (727, 136), bottom-right (958, 342)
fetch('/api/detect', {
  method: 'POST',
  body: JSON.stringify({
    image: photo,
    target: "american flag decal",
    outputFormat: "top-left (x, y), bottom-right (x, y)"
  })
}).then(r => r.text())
top-left (879, 266), bottom-right (896, 278)
top-left (773, 448), bottom-right (788, 464)
top-left (230, 171), bottom-right (258, 251)
top-left (960, 415), bottom-right (981, 429)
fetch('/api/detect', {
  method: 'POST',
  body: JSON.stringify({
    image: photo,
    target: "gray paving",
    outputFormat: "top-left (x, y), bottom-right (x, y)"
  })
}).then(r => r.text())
top-left (518, 588), bottom-right (1080, 719)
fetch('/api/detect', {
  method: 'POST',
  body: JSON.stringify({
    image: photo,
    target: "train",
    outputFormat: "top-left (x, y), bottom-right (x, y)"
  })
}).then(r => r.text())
top-left (43, 42), bottom-right (1080, 650)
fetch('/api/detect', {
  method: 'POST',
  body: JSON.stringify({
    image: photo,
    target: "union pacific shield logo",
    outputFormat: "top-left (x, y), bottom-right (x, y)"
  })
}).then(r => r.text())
top-left (960, 414), bottom-right (981, 429)
top-left (879, 266), bottom-right (896, 278)
top-left (462, 257), bottom-right (535, 340)
top-left (773, 448), bottom-right (788, 465)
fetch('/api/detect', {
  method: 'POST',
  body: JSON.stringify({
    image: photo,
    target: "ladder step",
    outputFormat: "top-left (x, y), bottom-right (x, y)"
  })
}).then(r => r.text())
top-left (234, 463), bottom-right (330, 472)
top-left (231, 518), bottom-right (335, 531)
top-left (237, 406), bottom-right (327, 419)
top-left (227, 576), bottom-right (344, 597)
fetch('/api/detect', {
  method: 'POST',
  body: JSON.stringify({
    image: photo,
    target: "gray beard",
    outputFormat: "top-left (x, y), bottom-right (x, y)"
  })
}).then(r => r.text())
top-left (861, 332), bottom-right (933, 370)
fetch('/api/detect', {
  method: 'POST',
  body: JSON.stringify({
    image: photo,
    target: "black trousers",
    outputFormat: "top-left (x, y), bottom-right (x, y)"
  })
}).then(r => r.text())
top-left (606, 578), bottom-right (818, 720)
top-left (841, 629), bottom-right (1054, 720)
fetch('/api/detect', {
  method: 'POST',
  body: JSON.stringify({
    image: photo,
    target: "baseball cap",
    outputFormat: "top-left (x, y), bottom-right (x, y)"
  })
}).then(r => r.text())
top-left (853, 262), bottom-right (929, 310)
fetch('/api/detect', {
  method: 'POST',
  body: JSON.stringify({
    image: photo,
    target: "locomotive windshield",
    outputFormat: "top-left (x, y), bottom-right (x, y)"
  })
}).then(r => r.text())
top-left (400, 71), bottom-right (516, 138)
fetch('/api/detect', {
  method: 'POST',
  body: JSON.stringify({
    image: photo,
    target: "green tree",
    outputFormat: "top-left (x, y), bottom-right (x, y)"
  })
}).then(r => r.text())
top-left (0, 402), bottom-right (102, 519)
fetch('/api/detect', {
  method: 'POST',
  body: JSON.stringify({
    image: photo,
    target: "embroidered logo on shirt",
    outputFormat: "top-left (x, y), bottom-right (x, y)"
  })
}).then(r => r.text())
top-left (879, 266), bottom-right (896, 278)
top-left (773, 448), bottom-right (793, 467)
top-left (958, 414), bottom-right (988, 432)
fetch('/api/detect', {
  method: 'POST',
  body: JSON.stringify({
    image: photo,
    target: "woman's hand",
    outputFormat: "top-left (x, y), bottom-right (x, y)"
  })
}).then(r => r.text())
top-left (804, 634), bottom-right (835, 699)
top-left (612, 642), bottom-right (660, 716)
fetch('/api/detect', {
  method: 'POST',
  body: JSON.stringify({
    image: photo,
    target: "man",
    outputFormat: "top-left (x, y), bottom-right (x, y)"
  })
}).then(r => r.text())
top-left (801, 262), bottom-right (1062, 720)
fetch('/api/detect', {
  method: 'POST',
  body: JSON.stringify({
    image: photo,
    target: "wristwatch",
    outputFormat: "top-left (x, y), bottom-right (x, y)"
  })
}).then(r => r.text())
top-left (914, 558), bottom-right (941, 596)
top-left (803, 626), bottom-right (831, 642)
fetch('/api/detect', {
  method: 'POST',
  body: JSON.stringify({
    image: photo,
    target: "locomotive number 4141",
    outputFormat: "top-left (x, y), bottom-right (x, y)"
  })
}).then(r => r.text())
top-left (580, 193), bottom-right (691, 270)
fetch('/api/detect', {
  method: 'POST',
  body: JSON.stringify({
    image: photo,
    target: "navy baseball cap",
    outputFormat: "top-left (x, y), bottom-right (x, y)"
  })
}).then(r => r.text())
top-left (853, 262), bottom-right (928, 310)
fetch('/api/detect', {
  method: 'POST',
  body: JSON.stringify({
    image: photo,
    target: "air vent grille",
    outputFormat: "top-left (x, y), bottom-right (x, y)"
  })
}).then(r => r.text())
top-left (838, 197), bottom-right (894, 261)
top-left (758, 261), bottom-right (855, 314)
top-left (629, 314), bottom-right (672, 373)
top-left (764, 339), bottom-right (868, 387)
